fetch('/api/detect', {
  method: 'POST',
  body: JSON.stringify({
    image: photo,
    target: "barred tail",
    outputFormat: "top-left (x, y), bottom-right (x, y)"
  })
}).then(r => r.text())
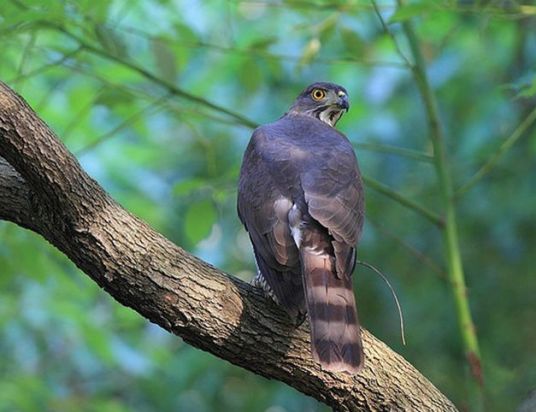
top-left (301, 249), bottom-right (364, 373)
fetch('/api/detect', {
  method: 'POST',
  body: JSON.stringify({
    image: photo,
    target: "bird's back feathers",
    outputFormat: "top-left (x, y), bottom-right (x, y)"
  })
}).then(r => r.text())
top-left (238, 111), bottom-right (365, 373)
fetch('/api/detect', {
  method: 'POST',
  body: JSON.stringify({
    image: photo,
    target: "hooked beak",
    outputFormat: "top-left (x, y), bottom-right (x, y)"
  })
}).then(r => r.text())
top-left (337, 94), bottom-right (350, 112)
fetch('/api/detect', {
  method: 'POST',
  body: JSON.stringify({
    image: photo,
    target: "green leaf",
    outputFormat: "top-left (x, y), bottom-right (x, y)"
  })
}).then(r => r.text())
top-left (247, 36), bottom-right (278, 50)
top-left (316, 13), bottom-right (338, 42)
top-left (95, 88), bottom-right (134, 107)
top-left (298, 37), bottom-right (321, 67)
top-left (241, 60), bottom-right (262, 92)
top-left (173, 178), bottom-right (206, 197)
top-left (389, 2), bottom-right (433, 23)
top-left (173, 22), bottom-right (199, 44)
top-left (152, 38), bottom-right (178, 83)
top-left (94, 24), bottom-right (128, 58)
top-left (341, 28), bottom-right (364, 56)
top-left (184, 200), bottom-right (217, 244)
top-left (517, 77), bottom-right (536, 98)
top-left (77, 0), bottom-right (111, 22)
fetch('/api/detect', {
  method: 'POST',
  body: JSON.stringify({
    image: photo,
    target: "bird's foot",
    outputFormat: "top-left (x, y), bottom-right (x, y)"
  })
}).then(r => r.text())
top-left (251, 271), bottom-right (279, 305)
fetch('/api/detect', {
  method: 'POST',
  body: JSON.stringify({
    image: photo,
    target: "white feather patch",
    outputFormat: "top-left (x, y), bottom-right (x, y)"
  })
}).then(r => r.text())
top-left (289, 204), bottom-right (302, 248)
top-left (319, 108), bottom-right (343, 127)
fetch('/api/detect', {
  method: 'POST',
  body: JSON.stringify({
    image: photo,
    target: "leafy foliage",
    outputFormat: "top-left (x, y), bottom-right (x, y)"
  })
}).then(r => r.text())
top-left (1, 1), bottom-right (535, 410)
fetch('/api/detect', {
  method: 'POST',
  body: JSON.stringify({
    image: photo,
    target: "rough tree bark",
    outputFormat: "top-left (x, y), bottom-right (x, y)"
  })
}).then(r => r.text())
top-left (0, 81), bottom-right (458, 412)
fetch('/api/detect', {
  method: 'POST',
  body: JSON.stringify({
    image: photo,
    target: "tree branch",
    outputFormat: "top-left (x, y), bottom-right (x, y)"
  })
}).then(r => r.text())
top-left (0, 81), bottom-right (457, 412)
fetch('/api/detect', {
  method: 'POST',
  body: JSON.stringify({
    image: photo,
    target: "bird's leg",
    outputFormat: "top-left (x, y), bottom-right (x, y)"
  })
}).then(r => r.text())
top-left (252, 271), bottom-right (279, 304)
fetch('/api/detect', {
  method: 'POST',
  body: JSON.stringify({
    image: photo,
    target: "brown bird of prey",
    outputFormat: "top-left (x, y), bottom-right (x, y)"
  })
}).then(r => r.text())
top-left (238, 82), bottom-right (365, 373)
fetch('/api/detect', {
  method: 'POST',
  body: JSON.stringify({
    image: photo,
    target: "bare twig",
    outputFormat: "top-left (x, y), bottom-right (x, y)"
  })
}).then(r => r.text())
top-left (363, 175), bottom-right (443, 227)
top-left (456, 105), bottom-right (536, 197)
top-left (42, 22), bottom-right (258, 129)
top-left (357, 260), bottom-right (406, 346)
top-left (355, 142), bottom-right (434, 163)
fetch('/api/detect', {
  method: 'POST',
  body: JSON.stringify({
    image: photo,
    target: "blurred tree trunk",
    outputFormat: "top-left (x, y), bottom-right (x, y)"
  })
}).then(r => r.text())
top-left (0, 81), bottom-right (458, 412)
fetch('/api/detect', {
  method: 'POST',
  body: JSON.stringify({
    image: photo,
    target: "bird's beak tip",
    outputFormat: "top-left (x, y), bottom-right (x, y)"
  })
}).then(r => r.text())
top-left (337, 95), bottom-right (350, 112)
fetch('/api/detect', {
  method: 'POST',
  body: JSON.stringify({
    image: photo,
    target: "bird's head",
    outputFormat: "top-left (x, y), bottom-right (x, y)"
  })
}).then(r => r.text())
top-left (288, 82), bottom-right (349, 127)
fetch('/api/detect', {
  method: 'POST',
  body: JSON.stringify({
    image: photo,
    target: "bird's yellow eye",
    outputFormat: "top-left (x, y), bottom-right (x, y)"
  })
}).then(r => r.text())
top-left (311, 88), bottom-right (326, 101)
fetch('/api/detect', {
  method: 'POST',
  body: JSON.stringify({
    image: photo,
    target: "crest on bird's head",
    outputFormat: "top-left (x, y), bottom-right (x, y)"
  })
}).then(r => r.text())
top-left (288, 82), bottom-right (350, 127)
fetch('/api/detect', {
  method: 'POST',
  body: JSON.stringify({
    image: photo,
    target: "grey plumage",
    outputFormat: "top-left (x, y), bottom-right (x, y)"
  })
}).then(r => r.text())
top-left (237, 82), bottom-right (365, 373)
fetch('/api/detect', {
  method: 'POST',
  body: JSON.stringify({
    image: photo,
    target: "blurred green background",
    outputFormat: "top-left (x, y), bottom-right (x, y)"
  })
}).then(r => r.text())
top-left (1, 1), bottom-right (535, 411)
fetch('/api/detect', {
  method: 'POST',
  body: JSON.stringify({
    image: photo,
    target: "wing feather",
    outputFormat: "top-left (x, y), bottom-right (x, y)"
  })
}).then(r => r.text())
top-left (238, 128), bottom-right (303, 315)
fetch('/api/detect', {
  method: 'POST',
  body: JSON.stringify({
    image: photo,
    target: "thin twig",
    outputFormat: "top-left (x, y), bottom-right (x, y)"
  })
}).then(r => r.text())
top-left (456, 105), bottom-right (536, 197)
top-left (76, 94), bottom-right (171, 156)
top-left (62, 86), bottom-right (108, 141)
top-left (357, 260), bottom-right (406, 345)
top-left (60, 58), bottom-right (250, 131)
top-left (363, 175), bottom-right (443, 227)
top-left (8, 47), bottom-right (83, 84)
top-left (43, 22), bottom-right (258, 129)
top-left (355, 142), bottom-right (434, 162)
top-left (368, 219), bottom-right (446, 278)
top-left (15, 30), bottom-right (37, 91)
top-left (115, 24), bottom-right (407, 68)
top-left (370, 0), bottom-right (413, 68)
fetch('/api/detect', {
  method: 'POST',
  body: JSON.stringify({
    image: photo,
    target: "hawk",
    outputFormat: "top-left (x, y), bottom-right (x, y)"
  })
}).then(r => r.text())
top-left (237, 82), bottom-right (365, 373)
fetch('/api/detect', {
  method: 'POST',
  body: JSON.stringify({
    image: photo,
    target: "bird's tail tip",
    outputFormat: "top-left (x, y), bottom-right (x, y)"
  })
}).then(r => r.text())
top-left (312, 339), bottom-right (364, 374)
top-left (301, 252), bottom-right (365, 375)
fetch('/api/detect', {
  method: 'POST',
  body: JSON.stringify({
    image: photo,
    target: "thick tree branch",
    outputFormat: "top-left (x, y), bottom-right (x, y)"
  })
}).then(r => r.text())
top-left (0, 81), bottom-right (457, 412)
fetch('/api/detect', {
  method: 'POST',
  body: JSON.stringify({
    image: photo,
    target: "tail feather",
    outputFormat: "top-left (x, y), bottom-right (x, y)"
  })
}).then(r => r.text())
top-left (301, 250), bottom-right (364, 373)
